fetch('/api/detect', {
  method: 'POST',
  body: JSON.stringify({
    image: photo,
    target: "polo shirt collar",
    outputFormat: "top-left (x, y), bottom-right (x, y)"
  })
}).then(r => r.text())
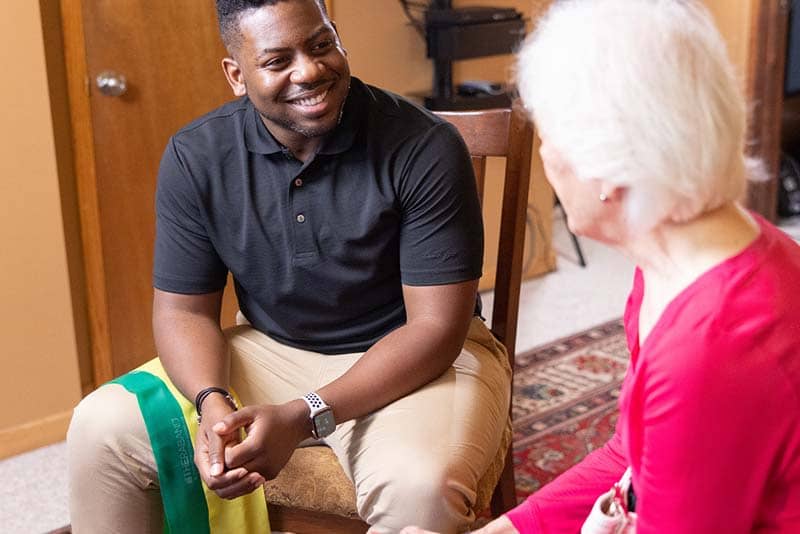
top-left (317, 77), bottom-right (364, 155)
top-left (244, 98), bottom-right (284, 155)
top-left (243, 77), bottom-right (365, 156)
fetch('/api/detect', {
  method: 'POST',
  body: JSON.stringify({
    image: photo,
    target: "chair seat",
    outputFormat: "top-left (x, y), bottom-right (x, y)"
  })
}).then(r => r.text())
top-left (264, 446), bottom-right (360, 519)
top-left (263, 418), bottom-right (513, 519)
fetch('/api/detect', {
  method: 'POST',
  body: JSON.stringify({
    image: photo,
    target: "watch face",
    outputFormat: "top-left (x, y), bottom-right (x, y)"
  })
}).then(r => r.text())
top-left (313, 408), bottom-right (336, 438)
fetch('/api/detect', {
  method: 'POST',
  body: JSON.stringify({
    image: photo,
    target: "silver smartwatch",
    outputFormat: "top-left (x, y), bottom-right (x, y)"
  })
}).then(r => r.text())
top-left (301, 392), bottom-right (336, 439)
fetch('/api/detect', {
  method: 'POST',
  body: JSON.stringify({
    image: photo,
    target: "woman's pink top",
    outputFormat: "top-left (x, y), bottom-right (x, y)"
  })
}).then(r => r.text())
top-left (506, 214), bottom-right (800, 533)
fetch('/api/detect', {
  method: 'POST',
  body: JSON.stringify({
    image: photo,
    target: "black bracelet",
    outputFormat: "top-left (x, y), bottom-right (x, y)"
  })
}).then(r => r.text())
top-left (194, 386), bottom-right (237, 423)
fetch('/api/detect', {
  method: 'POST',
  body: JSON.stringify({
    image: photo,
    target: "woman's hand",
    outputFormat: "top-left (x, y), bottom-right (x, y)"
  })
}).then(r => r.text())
top-left (400, 515), bottom-right (519, 534)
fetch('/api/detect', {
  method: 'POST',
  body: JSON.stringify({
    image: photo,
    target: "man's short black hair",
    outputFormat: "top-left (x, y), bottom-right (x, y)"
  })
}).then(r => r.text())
top-left (215, 0), bottom-right (330, 53)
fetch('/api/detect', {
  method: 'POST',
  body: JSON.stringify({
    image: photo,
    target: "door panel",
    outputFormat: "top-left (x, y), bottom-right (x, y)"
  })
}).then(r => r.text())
top-left (79, 0), bottom-right (237, 380)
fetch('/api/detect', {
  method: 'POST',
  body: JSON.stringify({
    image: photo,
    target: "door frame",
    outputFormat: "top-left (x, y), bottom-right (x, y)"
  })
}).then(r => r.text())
top-left (60, 0), bottom-right (115, 389)
top-left (745, 0), bottom-right (790, 221)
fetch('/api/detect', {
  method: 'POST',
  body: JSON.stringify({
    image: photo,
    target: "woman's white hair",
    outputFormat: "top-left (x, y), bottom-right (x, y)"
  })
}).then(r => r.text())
top-left (515, 0), bottom-right (753, 230)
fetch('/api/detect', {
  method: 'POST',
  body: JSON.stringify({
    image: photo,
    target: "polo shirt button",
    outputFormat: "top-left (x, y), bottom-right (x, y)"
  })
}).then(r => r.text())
top-left (296, 214), bottom-right (306, 223)
top-left (294, 178), bottom-right (303, 187)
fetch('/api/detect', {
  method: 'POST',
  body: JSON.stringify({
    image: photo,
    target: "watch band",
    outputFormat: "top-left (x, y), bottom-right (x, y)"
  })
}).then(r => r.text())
top-left (301, 392), bottom-right (329, 415)
top-left (301, 392), bottom-right (335, 439)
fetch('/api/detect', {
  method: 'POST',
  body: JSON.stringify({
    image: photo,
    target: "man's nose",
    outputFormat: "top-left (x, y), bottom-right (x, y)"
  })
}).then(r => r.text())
top-left (290, 55), bottom-right (325, 85)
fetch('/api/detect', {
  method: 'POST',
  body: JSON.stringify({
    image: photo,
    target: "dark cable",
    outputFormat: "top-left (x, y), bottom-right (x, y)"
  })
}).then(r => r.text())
top-left (398, 0), bottom-right (428, 38)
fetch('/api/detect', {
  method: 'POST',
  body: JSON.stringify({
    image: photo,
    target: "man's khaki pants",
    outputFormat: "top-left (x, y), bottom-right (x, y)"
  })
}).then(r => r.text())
top-left (67, 317), bottom-right (511, 533)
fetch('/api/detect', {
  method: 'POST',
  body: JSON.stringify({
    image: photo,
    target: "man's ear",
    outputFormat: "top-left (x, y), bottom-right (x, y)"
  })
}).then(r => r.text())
top-left (330, 21), bottom-right (347, 55)
top-left (222, 57), bottom-right (247, 97)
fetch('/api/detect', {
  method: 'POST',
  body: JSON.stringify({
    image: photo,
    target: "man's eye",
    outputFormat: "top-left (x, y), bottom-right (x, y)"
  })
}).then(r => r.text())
top-left (312, 40), bottom-right (334, 53)
top-left (265, 57), bottom-right (290, 69)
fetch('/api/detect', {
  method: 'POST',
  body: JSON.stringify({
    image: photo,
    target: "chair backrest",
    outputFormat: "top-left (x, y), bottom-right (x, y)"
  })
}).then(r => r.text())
top-left (434, 107), bottom-right (534, 367)
top-left (435, 107), bottom-right (534, 515)
top-left (264, 109), bottom-right (536, 534)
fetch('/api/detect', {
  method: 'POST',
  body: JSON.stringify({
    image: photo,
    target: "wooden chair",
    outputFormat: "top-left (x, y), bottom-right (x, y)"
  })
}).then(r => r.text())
top-left (264, 107), bottom-right (535, 533)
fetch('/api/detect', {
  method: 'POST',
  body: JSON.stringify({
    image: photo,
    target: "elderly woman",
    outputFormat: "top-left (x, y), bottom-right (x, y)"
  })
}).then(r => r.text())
top-left (404, 0), bottom-right (800, 533)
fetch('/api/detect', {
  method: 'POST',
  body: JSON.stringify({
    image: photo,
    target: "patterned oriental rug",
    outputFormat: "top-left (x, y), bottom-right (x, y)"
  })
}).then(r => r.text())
top-left (512, 318), bottom-right (629, 503)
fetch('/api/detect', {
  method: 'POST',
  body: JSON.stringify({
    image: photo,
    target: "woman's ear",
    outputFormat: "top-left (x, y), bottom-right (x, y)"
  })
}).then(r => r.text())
top-left (598, 181), bottom-right (624, 203)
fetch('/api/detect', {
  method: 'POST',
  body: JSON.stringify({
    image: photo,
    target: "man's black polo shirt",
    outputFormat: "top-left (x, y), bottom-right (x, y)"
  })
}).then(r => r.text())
top-left (153, 78), bottom-right (483, 354)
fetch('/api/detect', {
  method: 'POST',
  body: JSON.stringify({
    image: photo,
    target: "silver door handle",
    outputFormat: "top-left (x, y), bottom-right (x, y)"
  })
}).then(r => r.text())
top-left (96, 71), bottom-right (128, 97)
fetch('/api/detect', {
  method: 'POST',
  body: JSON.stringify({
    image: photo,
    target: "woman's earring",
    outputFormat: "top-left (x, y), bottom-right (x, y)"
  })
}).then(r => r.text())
top-left (599, 193), bottom-right (609, 202)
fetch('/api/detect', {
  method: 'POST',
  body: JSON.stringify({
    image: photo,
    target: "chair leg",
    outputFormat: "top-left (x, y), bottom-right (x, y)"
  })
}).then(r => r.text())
top-left (490, 447), bottom-right (518, 516)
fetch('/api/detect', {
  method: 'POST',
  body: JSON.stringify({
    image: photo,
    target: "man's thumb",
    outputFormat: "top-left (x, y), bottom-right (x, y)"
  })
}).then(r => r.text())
top-left (207, 445), bottom-right (225, 476)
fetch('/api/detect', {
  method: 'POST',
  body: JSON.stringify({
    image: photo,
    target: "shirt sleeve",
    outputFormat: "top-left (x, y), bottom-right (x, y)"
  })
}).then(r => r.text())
top-left (397, 121), bottom-right (484, 286)
top-left (152, 137), bottom-right (228, 294)
top-left (506, 426), bottom-right (628, 533)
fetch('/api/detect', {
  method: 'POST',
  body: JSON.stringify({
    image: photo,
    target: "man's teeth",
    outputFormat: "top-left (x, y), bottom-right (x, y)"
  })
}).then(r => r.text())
top-left (295, 90), bottom-right (328, 106)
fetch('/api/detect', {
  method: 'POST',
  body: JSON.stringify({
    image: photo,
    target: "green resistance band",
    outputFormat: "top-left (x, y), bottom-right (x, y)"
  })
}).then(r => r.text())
top-left (111, 359), bottom-right (269, 533)
top-left (111, 370), bottom-right (210, 534)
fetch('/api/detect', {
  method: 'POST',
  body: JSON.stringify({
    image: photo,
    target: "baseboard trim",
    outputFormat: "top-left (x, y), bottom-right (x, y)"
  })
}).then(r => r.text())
top-left (0, 410), bottom-right (73, 460)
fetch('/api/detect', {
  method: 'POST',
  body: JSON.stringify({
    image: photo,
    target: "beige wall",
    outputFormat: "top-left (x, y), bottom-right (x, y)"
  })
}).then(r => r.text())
top-left (331, 1), bottom-right (431, 96)
top-left (0, 1), bottom-right (82, 459)
top-left (703, 1), bottom-right (754, 185)
top-left (705, 0), bottom-right (753, 80)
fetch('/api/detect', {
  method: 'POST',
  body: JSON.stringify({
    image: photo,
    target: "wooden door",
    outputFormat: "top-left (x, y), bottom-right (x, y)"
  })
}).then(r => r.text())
top-left (744, 0), bottom-right (789, 221)
top-left (62, 0), bottom-right (240, 385)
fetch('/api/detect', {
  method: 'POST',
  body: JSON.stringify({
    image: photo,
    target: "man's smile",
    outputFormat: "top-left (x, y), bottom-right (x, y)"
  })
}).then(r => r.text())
top-left (288, 88), bottom-right (329, 107)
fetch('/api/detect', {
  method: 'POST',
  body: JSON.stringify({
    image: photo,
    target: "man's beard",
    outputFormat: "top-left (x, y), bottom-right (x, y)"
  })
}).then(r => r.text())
top-left (259, 80), bottom-right (350, 140)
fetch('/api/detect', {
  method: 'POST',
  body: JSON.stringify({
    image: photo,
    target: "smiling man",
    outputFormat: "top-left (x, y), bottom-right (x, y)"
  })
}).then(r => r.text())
top-left (67, 1), bottom-right (511, 533)
top-left (220, 0), bottom-right (352, 159)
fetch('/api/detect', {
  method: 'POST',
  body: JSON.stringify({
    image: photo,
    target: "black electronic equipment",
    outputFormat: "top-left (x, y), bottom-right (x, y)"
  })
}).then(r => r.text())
top-left (425, 6), bottom-right (521, 26)
top-left (425, 13), bottom-right (525, 61)
top-left (398, 1), bottom-right (525, 110)
top-left (779, 153), bottom-right (800, 217)
top-left (418, 2), bottom-right (524, 110)
top-left (457, 80), bottom-right (505, 97)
